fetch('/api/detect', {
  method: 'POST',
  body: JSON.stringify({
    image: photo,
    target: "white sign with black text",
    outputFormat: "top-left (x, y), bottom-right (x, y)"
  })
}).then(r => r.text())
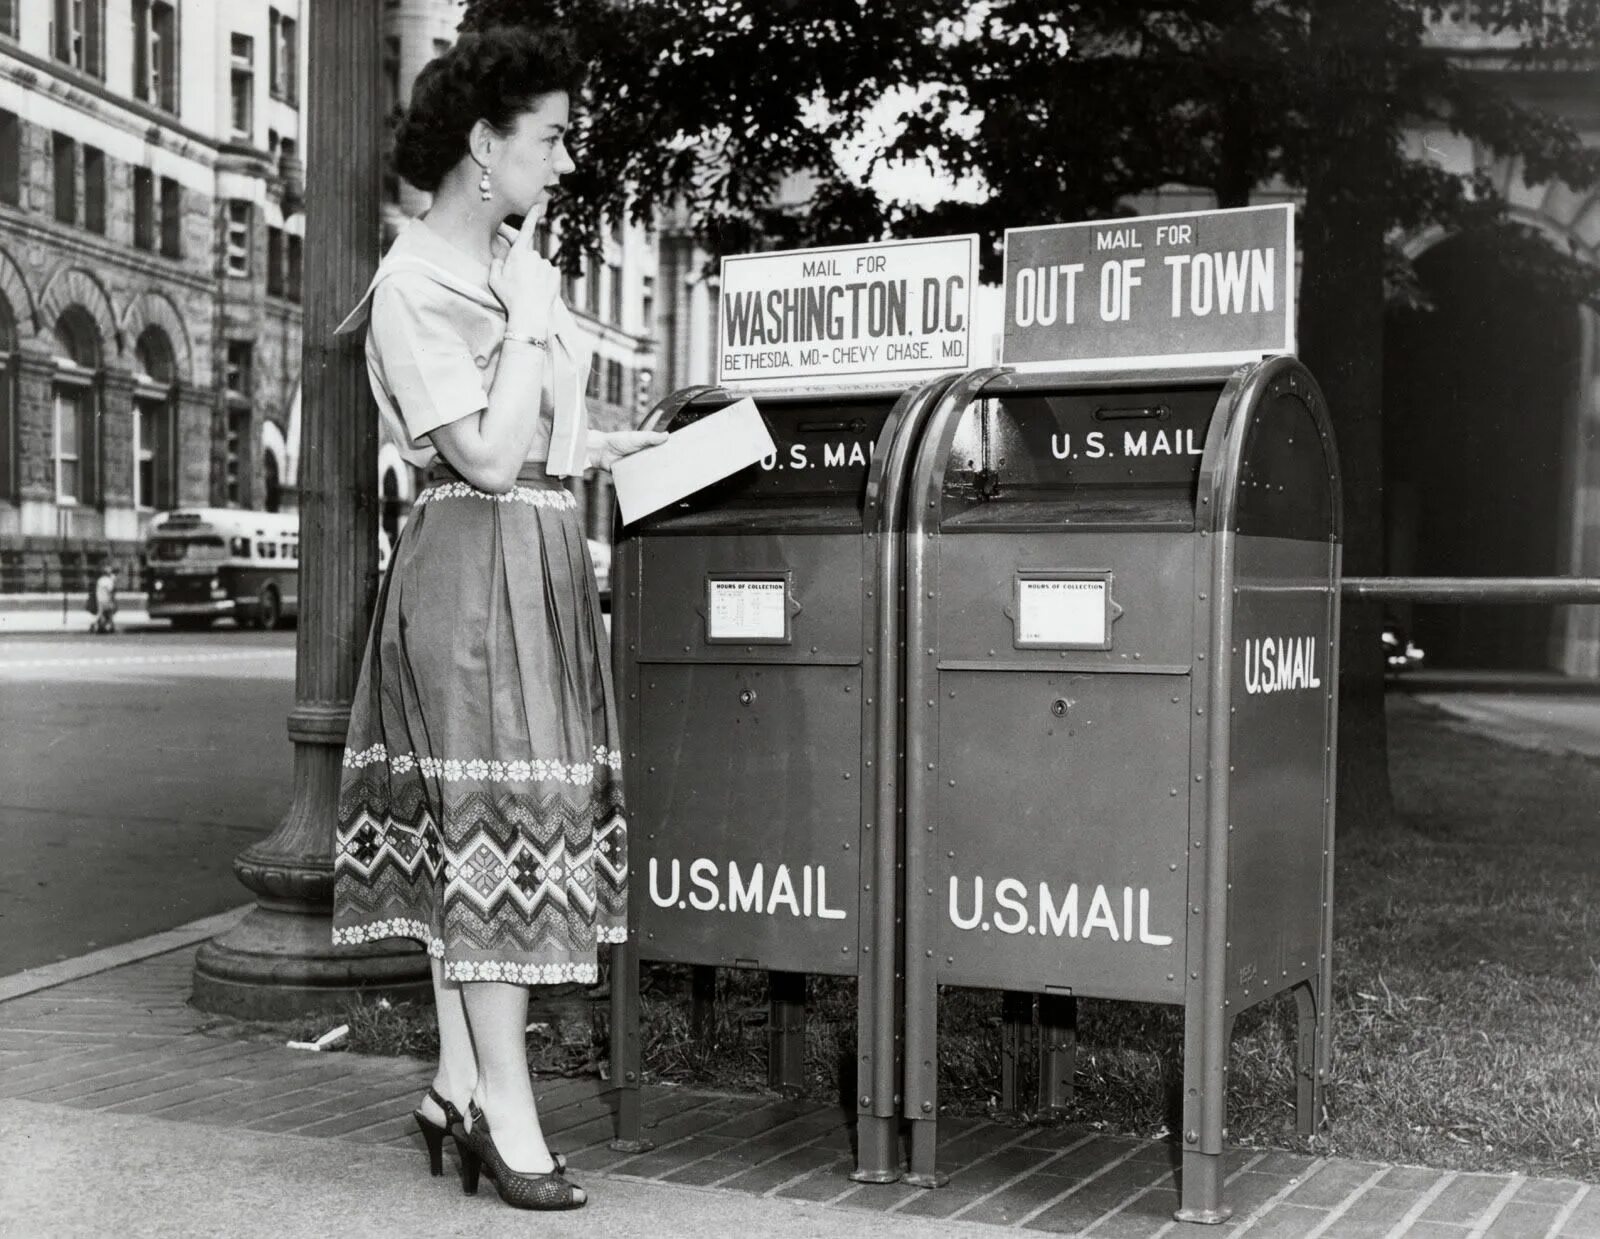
top-left (718, 235), bottom-right (979, 388)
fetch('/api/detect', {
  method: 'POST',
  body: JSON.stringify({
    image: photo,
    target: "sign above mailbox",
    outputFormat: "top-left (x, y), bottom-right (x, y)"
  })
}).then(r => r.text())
top-left (718, 235), bottom-right (978, 389)
top-left (1001, 203), bottom-right (1295, 371)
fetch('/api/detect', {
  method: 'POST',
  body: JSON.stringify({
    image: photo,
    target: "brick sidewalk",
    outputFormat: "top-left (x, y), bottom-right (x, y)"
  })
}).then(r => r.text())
top-left (1, 948), bottom-right (1595, 1237)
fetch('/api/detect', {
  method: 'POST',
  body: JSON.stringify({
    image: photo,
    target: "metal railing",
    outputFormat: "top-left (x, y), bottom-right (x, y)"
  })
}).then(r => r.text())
top-left (1342, 577), bottom-right (1600, 605)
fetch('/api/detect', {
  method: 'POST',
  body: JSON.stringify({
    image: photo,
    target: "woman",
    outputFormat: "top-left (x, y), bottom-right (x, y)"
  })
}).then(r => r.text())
top-left (330, 27), bottom-right (663, 1212)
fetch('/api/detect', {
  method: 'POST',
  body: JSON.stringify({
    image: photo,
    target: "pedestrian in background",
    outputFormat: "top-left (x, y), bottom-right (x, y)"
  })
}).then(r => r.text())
top-left (328, 25), bottom-right (662, 1213)
top-left (91, 565), bottom-right (117, 634)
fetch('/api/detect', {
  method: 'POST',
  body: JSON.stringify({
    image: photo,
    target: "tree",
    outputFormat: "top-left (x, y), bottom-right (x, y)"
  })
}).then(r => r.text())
top-left (463, 0), bottom-right (1600, 829)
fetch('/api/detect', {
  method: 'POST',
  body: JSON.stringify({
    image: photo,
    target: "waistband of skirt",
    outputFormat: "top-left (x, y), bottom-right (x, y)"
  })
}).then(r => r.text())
top-left (423, 461), bottom-right (566, 489)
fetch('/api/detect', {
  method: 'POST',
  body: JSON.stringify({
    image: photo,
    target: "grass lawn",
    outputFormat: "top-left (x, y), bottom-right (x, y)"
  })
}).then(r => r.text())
top-left (310, 693), bottom-right (1600, 1179)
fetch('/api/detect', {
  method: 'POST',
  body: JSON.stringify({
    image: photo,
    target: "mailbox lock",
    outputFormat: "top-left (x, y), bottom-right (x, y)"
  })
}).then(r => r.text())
top-left (739, 689), bottom-right (756, 706)
top-left (1051, 698), bottom-right (1068, 718)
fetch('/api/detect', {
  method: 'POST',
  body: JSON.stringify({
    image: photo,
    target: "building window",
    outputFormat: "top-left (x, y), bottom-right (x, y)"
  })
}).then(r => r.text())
top-left (225, 341), bottom-right (253, 398)
top-left (132, 331), bottom-right (176, 511)
top-left (608, 262), bottom-right (623, 326)
top-left (605, 359), bottom-right (623, 406)
top-left (1, 0), bottom-right (16, 39)
top-left (54, 384), bottom-right (83, 502)
top-left (83, 146), bottom-right (105, 234)
top-left (535, 222), bottom-right (552, 258)
top-left (286, 234), bottom-right (302, 303)
top-left (53, 0), bottom-right (105, 78)
top-left (641, 274), bottom-right (655, 333)
top-left (0, 111), bottom-right (19, 207)
top-left (224, 340), bottom-right (251, 508)
top-left (133, 167), bottom-right (155, 250)
top-left (225, 409), bottom-right (249, 507)
top-left (230, 34), bottom-right (253, 141)
top-left (133, 0), bottom-right (177, 113)
top-left (562, 268), bottom-right (577, 307)
top-left (226, 200), bottom-right (251, 276)
top-left (0, 301), bottom-right (14, 503)
top-left (269, 9), bottom-right (298, 105)
top-left (585, 361), bottom-right (600, 400)
top-left (585, 264), bottom-right (601, 315)
top-left (159, 177), bottom-right (181, 258)
top-left (133, 398), bottom-right (175, 510)
top-left (266, 227), bottom-right (284, 297)
top-left (52, 313), bottom-right (99, 507)
top-left (52, 133), bottom-right (76, 225)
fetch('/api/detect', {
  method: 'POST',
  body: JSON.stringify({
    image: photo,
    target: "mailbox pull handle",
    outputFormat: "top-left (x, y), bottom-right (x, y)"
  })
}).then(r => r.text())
top-left (1093, 404), bottom-right (1170, 422)
top-left (796, 418), bottom-right (868, 435)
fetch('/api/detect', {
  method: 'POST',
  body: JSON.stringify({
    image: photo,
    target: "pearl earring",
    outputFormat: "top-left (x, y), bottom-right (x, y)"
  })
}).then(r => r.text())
top-left (478, 166), bottom-right (493, 201)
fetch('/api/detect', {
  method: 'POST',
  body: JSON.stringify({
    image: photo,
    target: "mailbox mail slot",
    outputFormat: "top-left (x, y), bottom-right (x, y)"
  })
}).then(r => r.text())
top-left (900, 359), bottom-right (1340, 1222)
top-left (610, 375), bottom-right (958, 1180)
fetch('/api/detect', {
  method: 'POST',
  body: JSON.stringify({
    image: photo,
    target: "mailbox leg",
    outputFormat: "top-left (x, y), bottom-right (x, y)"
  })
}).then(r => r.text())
top-left (691, 964), bottom-right (717, 1045)
top-left (1175, 1006), bottom-right (1232, 1224)
top-left (607, 937), bottom-right (653, 1153)
top-left (907, 1117), bottom-right (947, 1188)
top-left (1000, 991), bottom-right (1033, 1114)
top-left (1294, 982), bottom-right (1325, 1136)
top-left (1178, 1150), bottom-right (1229, 1225)
top-left (852, 1115), bottom-right (900, 1184)
top-left (1037, 994), bottom-right (1077, 1115)
top-left (768, 970), bottom-right (807, 1097)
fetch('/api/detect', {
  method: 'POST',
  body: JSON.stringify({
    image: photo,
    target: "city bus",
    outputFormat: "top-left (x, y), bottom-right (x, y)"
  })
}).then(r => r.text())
top-left (144, 508), bottom-right (300, 629)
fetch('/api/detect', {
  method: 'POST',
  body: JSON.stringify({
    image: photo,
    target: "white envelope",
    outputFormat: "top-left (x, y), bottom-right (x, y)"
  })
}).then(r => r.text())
top-left (611, 397), bottom-right (776, 524)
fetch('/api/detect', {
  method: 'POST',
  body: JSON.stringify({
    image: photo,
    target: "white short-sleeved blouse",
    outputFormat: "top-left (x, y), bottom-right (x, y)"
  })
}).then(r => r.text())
top-left (362, 220), bottom-right (556, 469)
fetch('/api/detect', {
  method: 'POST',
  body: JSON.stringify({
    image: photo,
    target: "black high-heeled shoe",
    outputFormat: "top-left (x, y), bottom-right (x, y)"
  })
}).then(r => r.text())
top-left (412, 1087), bottom-right (465, 1177)
top-left (453, 1110), bottom-right (586, 1210)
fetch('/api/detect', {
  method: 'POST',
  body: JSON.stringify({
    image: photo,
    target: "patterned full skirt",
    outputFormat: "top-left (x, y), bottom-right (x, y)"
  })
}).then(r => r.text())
top-left (332, 464), bottom-right (627, 985)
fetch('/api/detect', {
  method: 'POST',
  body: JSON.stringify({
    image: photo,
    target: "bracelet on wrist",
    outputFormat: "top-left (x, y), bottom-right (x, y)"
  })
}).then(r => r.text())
top-left (503, 330), bottom-right (548, 350)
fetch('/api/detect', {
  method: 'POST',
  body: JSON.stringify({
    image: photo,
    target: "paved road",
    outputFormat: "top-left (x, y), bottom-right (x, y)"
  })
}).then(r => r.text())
top-left (1411, 690), bottom-right (1600, 758)
top-left (0, 628), bottom-right (295, 975)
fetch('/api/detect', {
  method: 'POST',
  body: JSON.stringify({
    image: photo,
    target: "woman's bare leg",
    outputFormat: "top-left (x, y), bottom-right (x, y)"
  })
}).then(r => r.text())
top-left (461, 979), bottom-right (582, 1197)
top-left (417, 958), bottom-right (476, 1125)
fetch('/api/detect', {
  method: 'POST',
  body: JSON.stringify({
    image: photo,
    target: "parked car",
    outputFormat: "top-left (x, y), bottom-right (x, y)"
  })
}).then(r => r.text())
top-left (1383, 617), bottom-right (1425, 672)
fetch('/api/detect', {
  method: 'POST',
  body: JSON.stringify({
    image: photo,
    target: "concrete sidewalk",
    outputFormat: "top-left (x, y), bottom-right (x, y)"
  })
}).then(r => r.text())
top-left (0, 940), bottom-right (1595, 1238)
top-left (0, 593), bottom-right (156, 634)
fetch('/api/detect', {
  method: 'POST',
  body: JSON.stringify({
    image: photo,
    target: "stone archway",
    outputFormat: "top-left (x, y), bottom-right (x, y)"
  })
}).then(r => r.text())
top-left (38, 268), bottom-right (119, 358)
top-left (119, 290), bottom-right (195, 382)
top-left (0, 245), bottom-right (37, 341)
top-left (1385, 212), bottom-right (1596, 671)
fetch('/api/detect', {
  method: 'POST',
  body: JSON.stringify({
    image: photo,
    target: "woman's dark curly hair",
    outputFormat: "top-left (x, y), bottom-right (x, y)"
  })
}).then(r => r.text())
top-left (393, 27), bottom-right (585, 194)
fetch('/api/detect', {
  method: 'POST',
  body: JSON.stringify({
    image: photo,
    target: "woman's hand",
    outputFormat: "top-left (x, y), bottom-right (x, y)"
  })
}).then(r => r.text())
top-left (489, 212), bottom-right (560, 338)
top-left (591, 430), bottom-right (669, 473)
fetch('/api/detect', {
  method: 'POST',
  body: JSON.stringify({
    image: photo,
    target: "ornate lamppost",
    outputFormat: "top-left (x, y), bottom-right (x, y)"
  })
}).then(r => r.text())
top-left (193, 0), bottom-right (431, 1017)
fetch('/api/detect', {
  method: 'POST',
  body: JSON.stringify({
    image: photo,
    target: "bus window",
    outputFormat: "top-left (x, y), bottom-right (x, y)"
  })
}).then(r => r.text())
top-left (150, 535), bottom-right (226, 561)
top-left (257, 540), bottom-right (276, 559)
top-left (230, 536), bottom-right (252, 558)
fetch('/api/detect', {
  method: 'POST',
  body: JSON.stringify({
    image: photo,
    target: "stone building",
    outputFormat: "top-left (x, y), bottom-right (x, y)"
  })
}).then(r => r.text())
top-left (0, 0), bottom-right (308, 593)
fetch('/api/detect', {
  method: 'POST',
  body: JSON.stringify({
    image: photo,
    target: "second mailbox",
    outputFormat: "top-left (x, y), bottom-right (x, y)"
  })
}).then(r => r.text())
top-left (899, 358), bottom-right (1341, 1223)
top-left (609, 376), bottom-right (956, 1181)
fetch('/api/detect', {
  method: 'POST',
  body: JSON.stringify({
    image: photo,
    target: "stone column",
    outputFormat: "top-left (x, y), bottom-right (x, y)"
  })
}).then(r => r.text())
top-left (193, 0), bottom-right (431, 1018)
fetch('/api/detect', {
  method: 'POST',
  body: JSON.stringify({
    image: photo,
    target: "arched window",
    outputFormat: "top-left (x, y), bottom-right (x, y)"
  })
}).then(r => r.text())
top-left (51, 309), bottom-right (101, 506)
top-left (133, 327), bottom-right (177, 510)
top-left (0, 295), bottom-right (15, 502)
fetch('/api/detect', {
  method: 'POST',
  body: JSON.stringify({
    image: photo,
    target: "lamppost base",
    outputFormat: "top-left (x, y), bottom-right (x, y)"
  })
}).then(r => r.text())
top-left (192, 904), bottom-right (432, 1021)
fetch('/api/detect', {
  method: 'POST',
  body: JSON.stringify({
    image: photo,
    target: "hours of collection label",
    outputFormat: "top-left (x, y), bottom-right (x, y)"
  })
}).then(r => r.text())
top-left (708, 579), bottom-right (787, 641)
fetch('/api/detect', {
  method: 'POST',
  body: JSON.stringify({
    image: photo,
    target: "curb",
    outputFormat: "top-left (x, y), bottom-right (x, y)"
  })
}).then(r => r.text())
top-left (0, 904), bottom-right (251, 1004)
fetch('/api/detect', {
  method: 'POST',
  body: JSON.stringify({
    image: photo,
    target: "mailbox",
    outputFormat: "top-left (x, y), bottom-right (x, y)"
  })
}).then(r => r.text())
top-left (609, 375), bottom-right (958, 1180)
top-left (899, 357), bottom-right (1340, 1222)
